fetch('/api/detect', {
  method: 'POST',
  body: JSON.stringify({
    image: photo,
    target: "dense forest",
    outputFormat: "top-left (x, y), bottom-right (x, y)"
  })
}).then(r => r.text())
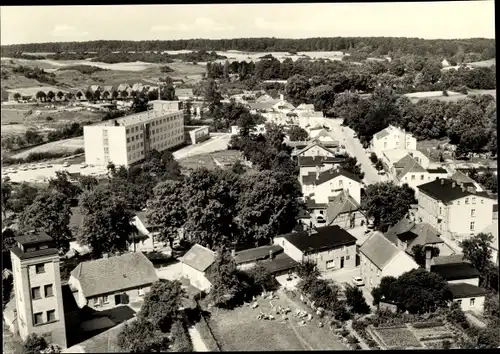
top-left (206, 54), bottom-right (496, 94)
top-left (1, 37), bottom-right (495, 59)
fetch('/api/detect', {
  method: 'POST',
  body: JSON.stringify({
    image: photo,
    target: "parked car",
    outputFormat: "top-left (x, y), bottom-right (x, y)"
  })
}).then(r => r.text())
top-left (352, 276), bottom-right (365, 287)
top-left (62, 162), bottom-right (70, 167)
top-left (378, 170), bottom-right (386, 175)
top-left (80, 163), bottom-right (88, 169)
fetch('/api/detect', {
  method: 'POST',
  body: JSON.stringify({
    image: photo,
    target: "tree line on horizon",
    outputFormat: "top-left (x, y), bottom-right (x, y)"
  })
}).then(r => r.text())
top-left (1, 37), bottom-right (496, 60)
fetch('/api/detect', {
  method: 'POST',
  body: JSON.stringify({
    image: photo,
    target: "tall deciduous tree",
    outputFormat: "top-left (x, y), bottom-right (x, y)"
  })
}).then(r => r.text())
top-left (146, 181), bottom-right (187, 249)
top-left (205, 79), bottom-right (222, 112)
top-left (341, 156), bottom-right (365, 180)
top-left (1, 178), bottom-right (12, 219)
top-left (287, 125), bottom-right (309, 141)
top-left (117, 319), bottom-right (170, 353)
top-left (411, 244), bottom-right (440, 268)
top-left (183, 169), bottom-right (240, 249)
top-left (345, 284), bottom-right (370, 314)
top-left (460, 233), bottom-right (496, 288)
top-left (209, 249), bottom-right (243, 308)
top-left (361, 182), bottom-right (416, 232)
top-left (373, 269), bottom-right (452, 313)
top-left (8, 182), bottom-right (40, 213)
top-left (48, 171), bottom-right (81, 200)
top-left (139, 280), bottom-right (184, 332)
top-left (19, 189), bottom-right (71, 253)
top-left (78, 175), bottom-right (99, 191)
top-left (78, 187), bottom-right (136, 257)
top-left (236, 170), bottom-right (302, 246)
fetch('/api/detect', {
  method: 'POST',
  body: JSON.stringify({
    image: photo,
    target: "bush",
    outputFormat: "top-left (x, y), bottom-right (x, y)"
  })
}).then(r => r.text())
top-left (347, 335), bottom-right (359, 345)
top-left (170, 320), bottom-right (193, 352)
top-left (442, 340), bottom-right (452, 349)
top-left (58, 65), bottom-right (108, 75)
top-left (2, 273), bottom-right (13, 309)
top-left (369, 152), bottom-right (378, 164)
top-left (3, 149), bottom-right (85, 166)
top-left (412, 321), bottom-right (444, 329)
top-left (22, 333), bottom-right (48, 354)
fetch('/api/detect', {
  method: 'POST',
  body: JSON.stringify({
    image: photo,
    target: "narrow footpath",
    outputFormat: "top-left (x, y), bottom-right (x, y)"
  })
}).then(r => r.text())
top-left (188, 326), bottom-right (209, 352)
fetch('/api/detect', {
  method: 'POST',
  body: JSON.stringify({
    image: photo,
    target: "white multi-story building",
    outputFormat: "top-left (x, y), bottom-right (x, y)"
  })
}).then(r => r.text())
top-left (371, 125), bottom-right (417, 158)
top-left (83, 100), bottom-right (184, 167)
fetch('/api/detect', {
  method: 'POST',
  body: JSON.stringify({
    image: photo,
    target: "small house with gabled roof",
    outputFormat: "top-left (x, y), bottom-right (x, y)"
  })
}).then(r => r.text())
top-left (180, 244), bottom-right (216, 292)
top-left (68, 252), bottom-right (158, 310)
top-left (359, 231), bottom-right (419, 291)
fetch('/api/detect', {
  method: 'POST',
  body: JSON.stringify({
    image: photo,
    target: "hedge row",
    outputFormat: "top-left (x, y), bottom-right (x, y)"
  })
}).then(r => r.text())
top-left (3, 149), bottom-right (84, 165)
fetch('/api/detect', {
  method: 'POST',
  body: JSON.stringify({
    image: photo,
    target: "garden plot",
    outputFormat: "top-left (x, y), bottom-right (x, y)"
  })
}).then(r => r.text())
top-left (410, 322), bottom-right (457, 342)
top-left (370, 325), bottom-right (423, 349)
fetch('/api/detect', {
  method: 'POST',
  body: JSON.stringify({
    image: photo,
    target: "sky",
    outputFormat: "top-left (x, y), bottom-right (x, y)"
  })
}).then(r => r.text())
top-left (0, 2), bottom-right (496, 45)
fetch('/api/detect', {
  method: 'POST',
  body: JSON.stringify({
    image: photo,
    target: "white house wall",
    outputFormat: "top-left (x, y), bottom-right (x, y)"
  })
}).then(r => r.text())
top-left (454, 295), bottom-right (485, 313)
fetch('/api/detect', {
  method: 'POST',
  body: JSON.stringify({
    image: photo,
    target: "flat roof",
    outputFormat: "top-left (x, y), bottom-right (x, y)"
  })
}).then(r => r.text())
top-left (11, 247), bottom-right (59, 260)
top-left (15, 232), bottom-right (53, 246)
top-left (92, 108), bottom-right (182, 127)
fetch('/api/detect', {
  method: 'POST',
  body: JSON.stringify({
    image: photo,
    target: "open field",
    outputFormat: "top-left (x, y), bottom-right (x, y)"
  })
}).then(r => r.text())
top-left (2, 57), bottom-right (206, 88)
top-left (11, 137), bottom-right (84, 158)
top-left (205, 289), bottom-right (347, 351)
top-left (467, 58), bottom-right (496, 68)
top-left (1, 107), bottom-right (104, 137)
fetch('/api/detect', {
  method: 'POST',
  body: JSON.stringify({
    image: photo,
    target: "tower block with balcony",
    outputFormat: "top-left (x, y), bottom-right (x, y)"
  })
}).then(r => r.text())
top-left (10, 232), bottom-right (67, 348)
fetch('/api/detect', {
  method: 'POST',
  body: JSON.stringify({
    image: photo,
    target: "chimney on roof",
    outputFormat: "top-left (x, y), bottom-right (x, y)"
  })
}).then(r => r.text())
top-left (269, 249), bottom-right (274, 260)
top-left (103, 253), bottom-right (109, 259)
top-left (452, 181), bottom-right (456, 188)
top-left (425, 248), bottom-right (432, 271)
top-left (441, 179), bottom-right (445, 185)
top-left (461, 186), bottom-right (466, 192)
top-left (231, 248), bottom-right (236, 258)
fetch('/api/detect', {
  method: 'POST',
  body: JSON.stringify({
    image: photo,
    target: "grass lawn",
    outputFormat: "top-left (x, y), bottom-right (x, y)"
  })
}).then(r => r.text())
top-left (372, 327), bottom-right (423, 349)
top-left (206, 289), bottom-right (347, 351)
top-left (10, 137), bottom-right (84, 158)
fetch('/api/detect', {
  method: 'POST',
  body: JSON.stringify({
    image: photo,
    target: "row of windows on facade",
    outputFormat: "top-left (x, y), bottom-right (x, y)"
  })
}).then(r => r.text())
top-left (383, 140), bottom-right (411, 148)
top-left (34, 309), bottom-right (57, 326)
top-left (126, 124), bottom-right (181, 144)
top-left (457, 298), bottom-right (476, 307)
top-left (425, 194), bottom-right (485, 213)
top-left (437, 206), bottom-right (478, 217)
top-left (325, 255), bottom-right (351, 268)
top-left (91, 289), bottom-right (145, 307)
top-left (31, 284), bottom-right (54, 300)
top-left (124, 115), bottom-right (182, 135)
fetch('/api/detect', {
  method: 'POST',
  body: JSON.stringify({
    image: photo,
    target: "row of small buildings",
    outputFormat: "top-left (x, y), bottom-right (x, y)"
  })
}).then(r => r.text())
top-left (2, 84), bottom-right (198, 103)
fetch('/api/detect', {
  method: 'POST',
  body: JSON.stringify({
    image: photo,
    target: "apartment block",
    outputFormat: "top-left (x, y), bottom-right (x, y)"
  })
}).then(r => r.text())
top-left (84, 100), bottom-right (184, 167)
top-left (417, 178), bottom-right (496, 240)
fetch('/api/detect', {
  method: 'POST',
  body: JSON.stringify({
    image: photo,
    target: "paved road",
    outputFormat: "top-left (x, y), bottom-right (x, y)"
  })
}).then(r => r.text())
top-left (311, 117), bottom-right (383, 185)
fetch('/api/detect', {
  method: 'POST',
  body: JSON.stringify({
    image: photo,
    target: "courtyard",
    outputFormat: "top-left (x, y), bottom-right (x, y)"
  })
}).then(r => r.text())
top-left (320, 267), bottom-right (375, 309)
